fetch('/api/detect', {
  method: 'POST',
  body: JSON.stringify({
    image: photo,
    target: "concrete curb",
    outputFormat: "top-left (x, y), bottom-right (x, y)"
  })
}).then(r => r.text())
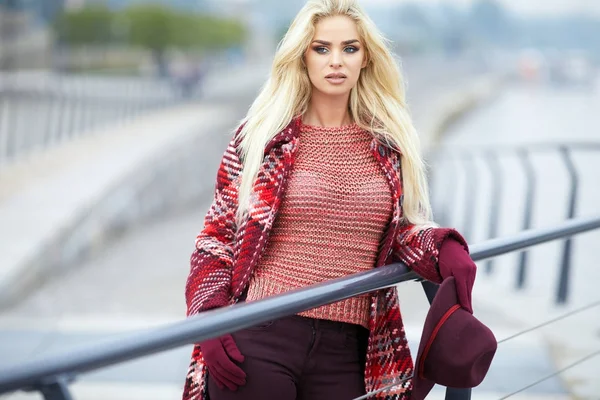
top-left (425, 73), bottom-right (504, 148)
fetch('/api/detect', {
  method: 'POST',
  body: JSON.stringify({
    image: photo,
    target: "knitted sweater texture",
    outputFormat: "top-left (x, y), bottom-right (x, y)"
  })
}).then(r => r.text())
top-left (182, 116), bottom-right (469, 400)
top-left (245, 121), bottom-right (393, 328)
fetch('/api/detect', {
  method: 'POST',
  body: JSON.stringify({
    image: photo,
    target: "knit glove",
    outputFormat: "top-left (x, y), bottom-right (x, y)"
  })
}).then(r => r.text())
top-left (200, 334), bottom-right (246, 391)
top-left (438, 238), bottom-right (477, 314)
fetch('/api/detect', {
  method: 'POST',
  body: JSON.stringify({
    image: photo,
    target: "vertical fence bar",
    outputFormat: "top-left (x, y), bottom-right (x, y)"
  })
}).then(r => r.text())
top-left (461, 153), bottom-right (478, 242)
top-left (54, 81), bottom-right (67, 144)
top-left (516, 149), bottom-right (536, 289)
top-left (445, 155), bottom-right (460, 228)
top-left (427, 148), bottom-right (449, 226)
top-left (483, 151), bottom-right (502, 274)
top-left (557, 146), bottom-right (578, 304)
top-left (43, 91), bottom-right (58, 148)
top-left (5, 88), bottom-right (17, 160)
top-left (40, 383), bottom-right (73, 400)
top-left (445, 387), bottom-right (472, 400)
top-left (36, 376), bottom-right (74, 400)
top-left (421, 281), bottom-right (472, 400)
top-left (0, 86), bottom-right (6, 164)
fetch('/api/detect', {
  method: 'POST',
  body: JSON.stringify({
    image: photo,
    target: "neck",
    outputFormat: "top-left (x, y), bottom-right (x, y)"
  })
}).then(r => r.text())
top-left (303, 88), bottom-right (353, 127)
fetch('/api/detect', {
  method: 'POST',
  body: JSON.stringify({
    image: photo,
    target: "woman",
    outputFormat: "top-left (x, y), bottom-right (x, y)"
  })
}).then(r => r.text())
top-left (183, 0), bottom-right (476, 399)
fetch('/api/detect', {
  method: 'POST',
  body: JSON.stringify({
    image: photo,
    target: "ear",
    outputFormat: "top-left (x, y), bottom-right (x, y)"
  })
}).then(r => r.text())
top-left (361, 56), bottom-right (368, 69)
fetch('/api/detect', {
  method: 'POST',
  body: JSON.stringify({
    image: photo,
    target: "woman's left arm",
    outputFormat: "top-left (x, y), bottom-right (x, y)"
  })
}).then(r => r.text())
top-left (393, 223), bottom-right (477, 313)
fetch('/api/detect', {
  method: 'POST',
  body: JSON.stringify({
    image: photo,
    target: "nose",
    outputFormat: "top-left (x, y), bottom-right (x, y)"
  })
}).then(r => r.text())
top-left (330, 50), bottom-right (343, 68)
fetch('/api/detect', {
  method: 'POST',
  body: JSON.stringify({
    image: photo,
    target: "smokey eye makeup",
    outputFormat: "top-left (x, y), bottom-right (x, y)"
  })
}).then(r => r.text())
top-left (312, 45), bottom-right (361, 54)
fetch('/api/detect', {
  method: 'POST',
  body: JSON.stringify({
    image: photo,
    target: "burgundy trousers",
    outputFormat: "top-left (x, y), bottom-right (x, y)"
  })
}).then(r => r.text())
top-left (207, 314), bottom-right (369, 400)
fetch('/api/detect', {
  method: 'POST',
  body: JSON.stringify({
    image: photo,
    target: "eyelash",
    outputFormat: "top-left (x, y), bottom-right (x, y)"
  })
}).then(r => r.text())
top-left (313, 46), bottom-right (359, 54)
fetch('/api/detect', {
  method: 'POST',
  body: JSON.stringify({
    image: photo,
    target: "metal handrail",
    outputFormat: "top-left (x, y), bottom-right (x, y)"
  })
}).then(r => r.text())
top-left (430, 140), bottom-right (600, 155)
top-left (1, 214), bottom-right (599, 398)
top-left (2, 266), bottom-right (419, 394)
top-left (430, 139), bottom-right (599, 304)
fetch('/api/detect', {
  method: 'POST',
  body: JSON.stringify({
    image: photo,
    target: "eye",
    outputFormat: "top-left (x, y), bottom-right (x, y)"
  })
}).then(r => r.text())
top-left (344, 46), bottom-right (359, 53)
top-left (314, 46), bottom-right (329, 54)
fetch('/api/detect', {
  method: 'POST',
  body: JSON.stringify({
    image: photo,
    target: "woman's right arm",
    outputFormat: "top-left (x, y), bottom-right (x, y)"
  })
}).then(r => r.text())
top-left (185, 129), bottom-right (244, 317)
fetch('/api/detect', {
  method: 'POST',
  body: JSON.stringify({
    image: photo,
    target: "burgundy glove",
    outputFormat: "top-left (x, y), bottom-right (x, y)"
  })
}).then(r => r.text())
top-left (200, 334), bottom-right (246, 391)
top-left (438, 238), bottom-right (477, 314)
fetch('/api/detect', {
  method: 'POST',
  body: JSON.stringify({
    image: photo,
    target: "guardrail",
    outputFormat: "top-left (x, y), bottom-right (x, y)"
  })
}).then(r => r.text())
top-left (429, 141), bottom-right (600, 304)
top-left (0, 215), bottom-right (599, 400)
top-left (0, 72), bottom-right (198, 168)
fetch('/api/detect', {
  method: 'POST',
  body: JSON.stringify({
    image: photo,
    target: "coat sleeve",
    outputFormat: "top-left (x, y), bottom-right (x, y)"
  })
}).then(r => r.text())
top-left (392, 222), bottom-right (469, 283)
top-left (185, 130), bottom-right (243, 317)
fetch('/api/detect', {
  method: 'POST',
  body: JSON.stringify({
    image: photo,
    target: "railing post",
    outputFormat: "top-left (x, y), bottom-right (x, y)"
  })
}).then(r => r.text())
top-left (445, 155), bottom-right (460, 228)
top-left (483, 151), bottom-right (502, 274)
top-left (421, 280), bottom-right (439, 304)
top-left (36, 376), bottom-right (74, 400)
top-left (557, 146), bottom-right (578, 304)
top-left (461, 153), bottom-right (478, 242)
top-left (516, 149), bottom-right (535, 289)
top-left (445, 387), bottom-right (472, 400)
top-left (0, 86), bottom-right (7, 164)
top-left (428, 150), bottom-right (451, 227)
top-left (5, 87), bottom-right (17, 160)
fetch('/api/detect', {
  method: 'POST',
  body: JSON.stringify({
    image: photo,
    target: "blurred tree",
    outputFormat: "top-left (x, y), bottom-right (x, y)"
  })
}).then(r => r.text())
top-left (122, 4), bottom-right (246, 75)
top-left (52, 3), bottom-right (247, 76)
top-left (193, 14), bottom-right (246, 51)
top-left (53, 5), bottom-right (114, 46)
top-left (121, 4), bottom-right (175, 75)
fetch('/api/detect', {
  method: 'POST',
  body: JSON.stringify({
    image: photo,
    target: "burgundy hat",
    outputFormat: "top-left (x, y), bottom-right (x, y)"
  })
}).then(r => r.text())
top-left (412, 277), bottom-right (497, 400)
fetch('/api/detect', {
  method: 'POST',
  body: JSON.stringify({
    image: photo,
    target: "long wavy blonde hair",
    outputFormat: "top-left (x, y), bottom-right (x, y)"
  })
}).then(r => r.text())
top-left (235, 0), bottom-right (434, 228)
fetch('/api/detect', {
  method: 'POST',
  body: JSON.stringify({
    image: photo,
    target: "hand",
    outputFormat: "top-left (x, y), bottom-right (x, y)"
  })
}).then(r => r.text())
top-left (200, 334), bottom-right (246, 391)
top-left (438, 238), bottom-right (477, 314)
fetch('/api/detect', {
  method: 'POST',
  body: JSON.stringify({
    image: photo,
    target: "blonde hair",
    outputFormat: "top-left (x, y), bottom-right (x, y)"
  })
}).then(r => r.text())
top-left (235, 0), bottom-right (434, 228)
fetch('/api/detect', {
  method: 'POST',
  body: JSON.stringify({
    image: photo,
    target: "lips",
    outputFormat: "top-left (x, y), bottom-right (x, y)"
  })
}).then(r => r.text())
top-left (325, 73), bottom-right (347, 79)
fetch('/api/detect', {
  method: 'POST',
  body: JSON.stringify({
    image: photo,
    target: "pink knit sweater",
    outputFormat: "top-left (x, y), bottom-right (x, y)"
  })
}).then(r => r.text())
top-left (245, 120), bottom-right (393, 328)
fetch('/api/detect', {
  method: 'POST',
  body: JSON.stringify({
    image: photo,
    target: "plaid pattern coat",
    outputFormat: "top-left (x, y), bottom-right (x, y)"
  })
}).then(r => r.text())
top-left (183, 116), bottom-right (467, 400)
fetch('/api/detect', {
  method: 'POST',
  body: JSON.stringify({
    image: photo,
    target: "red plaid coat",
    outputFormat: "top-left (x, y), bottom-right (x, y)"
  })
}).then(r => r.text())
top-left (183, 116), bottom-right (466, 399)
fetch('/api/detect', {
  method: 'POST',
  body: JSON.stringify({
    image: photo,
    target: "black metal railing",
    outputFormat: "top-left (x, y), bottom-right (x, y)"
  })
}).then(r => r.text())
top-left (430, 140), bottom-right (600, 304)
top-left (0, 72), bottom-right (188, 168)
top-left (0, 215), bottom-right (599, 400)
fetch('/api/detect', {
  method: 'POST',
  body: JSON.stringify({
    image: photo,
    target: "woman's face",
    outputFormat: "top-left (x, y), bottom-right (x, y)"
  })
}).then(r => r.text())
top-left (304, 15), bottom-right (367, 98)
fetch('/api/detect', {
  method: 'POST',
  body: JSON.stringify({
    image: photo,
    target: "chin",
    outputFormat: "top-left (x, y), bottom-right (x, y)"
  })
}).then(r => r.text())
top-left (315, 85), bottom-right (352, 97)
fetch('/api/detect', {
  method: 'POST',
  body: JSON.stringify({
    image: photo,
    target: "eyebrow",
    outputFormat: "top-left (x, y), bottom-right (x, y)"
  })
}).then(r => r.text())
top-left (312, 39), bottom-right (360, 45)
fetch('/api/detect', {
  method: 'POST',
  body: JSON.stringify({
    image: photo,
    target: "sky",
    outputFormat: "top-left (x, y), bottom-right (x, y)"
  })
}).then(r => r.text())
top-left (364, 0), bottom-right (600, 16)
top-left (222, 0), bottom-right (600, 18)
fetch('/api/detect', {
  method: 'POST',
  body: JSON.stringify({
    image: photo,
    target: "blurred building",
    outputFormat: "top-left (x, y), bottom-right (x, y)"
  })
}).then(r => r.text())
top-left (0, 0), bottom-right (63, 70)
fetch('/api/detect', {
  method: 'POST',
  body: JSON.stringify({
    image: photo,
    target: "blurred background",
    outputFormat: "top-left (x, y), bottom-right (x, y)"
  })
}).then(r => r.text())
top-left (0, 0), bottom-right (599, 399)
